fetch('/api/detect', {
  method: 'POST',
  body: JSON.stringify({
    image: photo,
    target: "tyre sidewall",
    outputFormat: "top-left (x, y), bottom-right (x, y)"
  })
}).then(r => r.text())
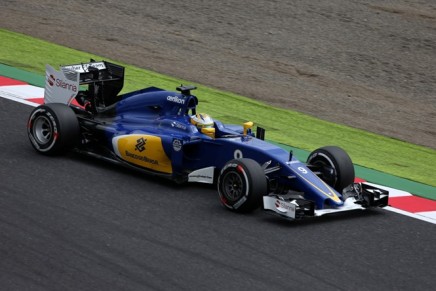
top-left (307, 146), bottom-right (355, 192)
top-left (218, 158), bottom-right (266, 212)
top-left (218, 161), bottom-right (249, 210)
top-left (28, 106), bottom-right (60, 153)
top-left (27, 104), bottom-right (79, 155)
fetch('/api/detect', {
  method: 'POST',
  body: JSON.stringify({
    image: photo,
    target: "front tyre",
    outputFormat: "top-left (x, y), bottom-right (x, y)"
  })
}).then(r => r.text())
top-left (218, 158), bottom-right (267, 213)
top-left (307, 146), bottom-right (355, 193)
top-left (27, 103), bottom-right (80, 155)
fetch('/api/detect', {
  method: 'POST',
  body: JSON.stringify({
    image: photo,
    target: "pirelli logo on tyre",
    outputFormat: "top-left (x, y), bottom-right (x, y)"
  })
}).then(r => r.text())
top-left (112, 134), bottom-right (172, 173)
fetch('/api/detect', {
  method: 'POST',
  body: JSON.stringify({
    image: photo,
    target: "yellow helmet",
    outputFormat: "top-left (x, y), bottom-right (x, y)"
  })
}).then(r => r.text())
top-left (191, 113), bottom-right (215, 138)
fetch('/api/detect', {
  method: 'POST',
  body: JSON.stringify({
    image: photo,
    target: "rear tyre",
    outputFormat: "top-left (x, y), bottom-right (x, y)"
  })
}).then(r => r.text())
top-left (27, 103), bottom-right (80, 155)
top-left (218, 158), bottom-right (267, 213)
top-left (307, 146), bottom-right (355, 193)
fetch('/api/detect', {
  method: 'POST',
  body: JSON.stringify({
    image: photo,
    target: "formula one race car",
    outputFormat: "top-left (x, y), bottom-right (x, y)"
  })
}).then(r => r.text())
top-left (27, 60), bottom-right (388, 220)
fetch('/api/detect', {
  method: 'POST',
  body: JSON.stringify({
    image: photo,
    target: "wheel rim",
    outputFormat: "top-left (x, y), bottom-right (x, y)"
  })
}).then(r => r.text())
top-left (33, 116), bottom-right (53, 145)
top-left (222, 171), bottom-right (244, 202)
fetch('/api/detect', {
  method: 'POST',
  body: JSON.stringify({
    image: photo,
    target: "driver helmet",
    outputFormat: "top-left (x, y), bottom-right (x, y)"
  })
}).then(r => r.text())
top-left (191, 113), bottom-right (215, 138)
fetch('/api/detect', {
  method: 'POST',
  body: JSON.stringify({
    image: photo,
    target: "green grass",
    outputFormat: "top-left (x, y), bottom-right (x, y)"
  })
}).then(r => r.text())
top-left (1, 29), bottom-right (435, 187)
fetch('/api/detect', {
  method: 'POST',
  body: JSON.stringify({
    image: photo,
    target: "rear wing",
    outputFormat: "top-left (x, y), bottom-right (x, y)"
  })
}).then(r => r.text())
top-left (61, 61), bottom-right (124, 85)
top-left (44, 60), bottom-right (125, 106)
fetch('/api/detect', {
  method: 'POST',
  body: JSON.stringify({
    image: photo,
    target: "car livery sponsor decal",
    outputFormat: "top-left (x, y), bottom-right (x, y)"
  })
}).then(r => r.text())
top-left (275, 199), bottom-right (296, 213)
top-left (112, 134), bottom-right (172, 173)
top-left (172, 139), bottom-right (182, 151)
top-left (48, 75), bottom-right (77, 92)
top-left (48, 74), bottom-right (55, 86)
top-left (44, 64), bottom-right (79, 104)
top-left (188, 167), bottom-right (215, 184)
top-left (171, 121), bottom-right (187, 130)
top-left (263, 196), bottom-right (297, 219)
top-left (62, 62), bottom-right (107, 73)
top-left (135, 137), bottom-right (146, 152)
top-left (167, 95), bottom-right (185, 104)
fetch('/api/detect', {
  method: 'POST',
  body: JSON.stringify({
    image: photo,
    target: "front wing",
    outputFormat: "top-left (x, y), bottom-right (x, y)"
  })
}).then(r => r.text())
top-left (263, 183), bottom-right (389, 220)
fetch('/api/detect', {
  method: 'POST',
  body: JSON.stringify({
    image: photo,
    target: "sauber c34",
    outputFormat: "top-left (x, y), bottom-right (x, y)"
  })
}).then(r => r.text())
top-left (27, 60), bottom-right (388, 220)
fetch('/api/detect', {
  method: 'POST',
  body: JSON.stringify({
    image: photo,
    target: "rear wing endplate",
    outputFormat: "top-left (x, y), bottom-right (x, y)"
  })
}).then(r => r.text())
top-left (44, 60), bottom-right (124, 105)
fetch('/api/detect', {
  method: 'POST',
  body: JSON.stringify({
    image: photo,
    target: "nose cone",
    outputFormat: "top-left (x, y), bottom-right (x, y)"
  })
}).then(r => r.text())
top-left (290, 162), bottom-right (344, 209)
top-left (318, 179), bottom-right (343, 205)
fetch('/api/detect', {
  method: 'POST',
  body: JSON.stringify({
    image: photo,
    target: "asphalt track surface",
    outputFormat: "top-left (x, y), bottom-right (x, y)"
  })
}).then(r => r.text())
top-left (1, 97), bottom-right (435, 290)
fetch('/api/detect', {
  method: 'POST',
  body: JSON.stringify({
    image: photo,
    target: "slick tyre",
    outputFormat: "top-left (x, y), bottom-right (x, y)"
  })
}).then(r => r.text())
top-left (218, 158), bottom-right (267, 213)
top-left (307, 146), bottom-right (355, 192)
top-left (27, 103), bottom-right (80, 155)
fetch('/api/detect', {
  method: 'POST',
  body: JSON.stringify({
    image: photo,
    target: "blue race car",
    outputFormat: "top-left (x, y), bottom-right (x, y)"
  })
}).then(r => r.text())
top-left (27, 60), bottom-right (388, 220)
